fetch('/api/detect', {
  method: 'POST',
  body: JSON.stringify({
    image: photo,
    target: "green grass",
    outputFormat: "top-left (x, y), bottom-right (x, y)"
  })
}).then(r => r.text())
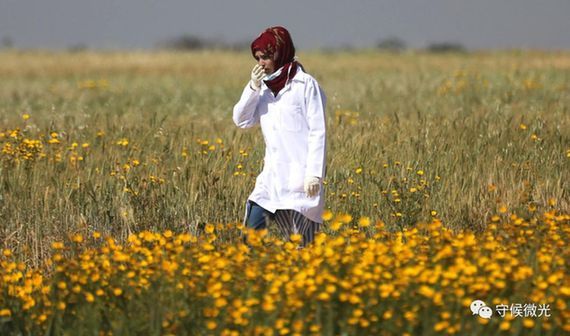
top-left (0, 50), bottom-right (568, 264)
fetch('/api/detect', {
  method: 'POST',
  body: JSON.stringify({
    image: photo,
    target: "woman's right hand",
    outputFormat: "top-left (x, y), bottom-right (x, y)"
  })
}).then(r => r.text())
top-left (250, 64), bottom-right (265, 90)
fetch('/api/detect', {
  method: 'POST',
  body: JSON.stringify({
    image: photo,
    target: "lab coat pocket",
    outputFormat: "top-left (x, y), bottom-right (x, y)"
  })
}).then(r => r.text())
top-left (278, 105), bottom-right (303, 132)
top-left (287, 163), bottom-right (306, 192)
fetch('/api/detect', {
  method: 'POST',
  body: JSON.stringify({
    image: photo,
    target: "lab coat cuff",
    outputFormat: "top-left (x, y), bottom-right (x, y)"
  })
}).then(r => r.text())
top-left (305, 165), bottom-right (323, 179)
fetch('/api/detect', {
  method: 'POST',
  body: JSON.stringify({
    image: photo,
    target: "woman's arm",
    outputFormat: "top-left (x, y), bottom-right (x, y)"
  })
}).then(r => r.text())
top-left (233, 85), bottom-right (262, 128)
top-left (304, 78), bottom-right (327, 178)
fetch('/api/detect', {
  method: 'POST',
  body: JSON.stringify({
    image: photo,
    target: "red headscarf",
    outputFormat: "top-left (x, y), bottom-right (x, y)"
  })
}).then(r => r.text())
top-left (251, 26), bottom-right (299, 96)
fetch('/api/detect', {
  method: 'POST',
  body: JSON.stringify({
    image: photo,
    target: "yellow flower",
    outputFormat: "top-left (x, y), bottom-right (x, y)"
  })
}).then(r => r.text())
top-left (358, 217), bottom-right (371, 227)
top-left (330, 221), bottom-right (342, 231)
top-left (113, 288), bottom-right (123, 296)
top-left (204, 224), bottom-right (215, 234)
top-left (22, 114), bottom-right (30, 120)
top-left (418, 285), bottom-right (435, 298)
top-left (85, 292), bottom-right (95, 303)
top-left (548, 198), bottom-right (557, 206)
top-left (355, 167), bottom-right (363, 174)
top-left (339, 214), bottom-right (352, 223)
top-left (215, 298), bottom-right (228, 308)
top-left (523, 318), bottom-right (535, 328)
top-left (404, 311), bottom-right (416, 322)
top-left (116, 138), bottom-right (129, 146)
top-left (322, 210), bottom-right (333, 221)
top-left (434, 321), bottom-right (449, 332)
top-left (317, 292), bottom-right (330, 301)
top-left (290, 234), bottom-right (302, 243)
top-left (499, 321), bottom-right (510, 331)
top-left (416, 170), bottom-right (424, 176)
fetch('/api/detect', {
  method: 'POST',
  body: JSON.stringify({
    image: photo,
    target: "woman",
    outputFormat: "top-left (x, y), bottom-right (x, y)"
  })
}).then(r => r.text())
top-left (233, 26), bottom-right (327, 247)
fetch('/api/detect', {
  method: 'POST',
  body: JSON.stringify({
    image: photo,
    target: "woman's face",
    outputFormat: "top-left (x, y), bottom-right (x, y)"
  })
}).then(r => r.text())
top-left (254, 51), bottom-right (275, 75)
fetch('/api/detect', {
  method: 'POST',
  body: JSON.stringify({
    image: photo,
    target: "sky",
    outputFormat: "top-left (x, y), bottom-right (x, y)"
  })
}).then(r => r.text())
top-left (1, 0), bottom-right (570, 51)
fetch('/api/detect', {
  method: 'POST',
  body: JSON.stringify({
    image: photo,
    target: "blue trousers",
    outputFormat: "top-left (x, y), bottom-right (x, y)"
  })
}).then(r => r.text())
top-left (244, 201), bottom-right (320, 247)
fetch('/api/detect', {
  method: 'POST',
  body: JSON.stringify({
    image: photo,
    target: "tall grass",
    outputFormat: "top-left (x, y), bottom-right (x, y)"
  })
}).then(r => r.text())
top-left (0, 50), bottom-right (568, 264)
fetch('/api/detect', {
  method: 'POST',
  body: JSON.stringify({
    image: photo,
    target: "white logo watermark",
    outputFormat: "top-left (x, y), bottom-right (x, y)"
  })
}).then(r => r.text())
top-left (470, 300), bottom-right (551, 319)
top-left (470, 300), bottom-right (493, 319)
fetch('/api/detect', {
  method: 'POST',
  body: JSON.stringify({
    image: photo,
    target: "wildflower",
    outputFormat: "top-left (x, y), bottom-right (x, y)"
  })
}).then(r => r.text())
top-left (206, 320), bottom-right (217, 330)
top-left (204, 224), bottom-right (215, 234)
top-left (358, 217), bottom-right (371, 227)
top-left (116, 138), bottom-right (129, 147)
top-left (523, 318), bottom-right (535, 328)
top-left (290, 234), bottom-right (302, 243)
top-left (85, 292), bottom-right (95, 303)
top-left (548, 198), bottom-right (557, 206)
top-left (418, 285), bottom-right (435, 298)
top-left (434, 321), bottom-right (449, 332)
top-left (72, 234), bottom-right (84, 243)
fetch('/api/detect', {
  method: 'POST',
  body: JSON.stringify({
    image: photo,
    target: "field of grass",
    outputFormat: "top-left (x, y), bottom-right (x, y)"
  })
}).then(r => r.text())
top-left (0, 50), bottom-right (569, 334)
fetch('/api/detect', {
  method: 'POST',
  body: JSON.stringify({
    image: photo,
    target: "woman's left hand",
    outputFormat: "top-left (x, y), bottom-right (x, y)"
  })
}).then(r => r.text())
top-left (304, 176), bottom-right (321, 197)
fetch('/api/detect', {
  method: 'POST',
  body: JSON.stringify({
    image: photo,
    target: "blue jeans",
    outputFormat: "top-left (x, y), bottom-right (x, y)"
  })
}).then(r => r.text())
top-left (243, 201), bottom-right (321, 247)
top-left (246, 201), bottom-right (273, 230)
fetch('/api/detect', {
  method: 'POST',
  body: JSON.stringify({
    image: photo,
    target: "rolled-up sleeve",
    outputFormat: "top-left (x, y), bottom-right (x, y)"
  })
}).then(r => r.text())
top-left (233, 84), bottom-right (261, 128)
top-left (304, 79), bottom-right (327, 178)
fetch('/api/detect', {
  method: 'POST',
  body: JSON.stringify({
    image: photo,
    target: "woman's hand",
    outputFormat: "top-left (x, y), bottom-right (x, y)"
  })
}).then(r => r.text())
top-left (250, 64), bottom-right (265, 90)
top-left (304, 176), bottom-right (321, 197)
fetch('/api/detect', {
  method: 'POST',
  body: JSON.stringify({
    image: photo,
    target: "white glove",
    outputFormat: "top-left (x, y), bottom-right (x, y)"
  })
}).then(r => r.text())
top-left (304, 176), bottom-right (321, 197)
top-left (250, 64), bottom-right (265, 90)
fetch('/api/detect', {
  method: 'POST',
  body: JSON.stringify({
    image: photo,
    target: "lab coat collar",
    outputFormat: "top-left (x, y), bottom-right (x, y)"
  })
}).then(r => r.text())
top-left (261, 67), bottom-right (308, 97)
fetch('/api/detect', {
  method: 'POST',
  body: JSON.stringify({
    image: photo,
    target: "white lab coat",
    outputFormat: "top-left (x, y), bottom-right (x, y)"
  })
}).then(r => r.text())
top-left (233, 67), bottom-right (327, 223)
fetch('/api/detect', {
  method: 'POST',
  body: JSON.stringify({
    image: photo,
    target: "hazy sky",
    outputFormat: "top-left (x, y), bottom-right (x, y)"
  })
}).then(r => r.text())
top-left (1, 0), bottom-right (570, 50)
